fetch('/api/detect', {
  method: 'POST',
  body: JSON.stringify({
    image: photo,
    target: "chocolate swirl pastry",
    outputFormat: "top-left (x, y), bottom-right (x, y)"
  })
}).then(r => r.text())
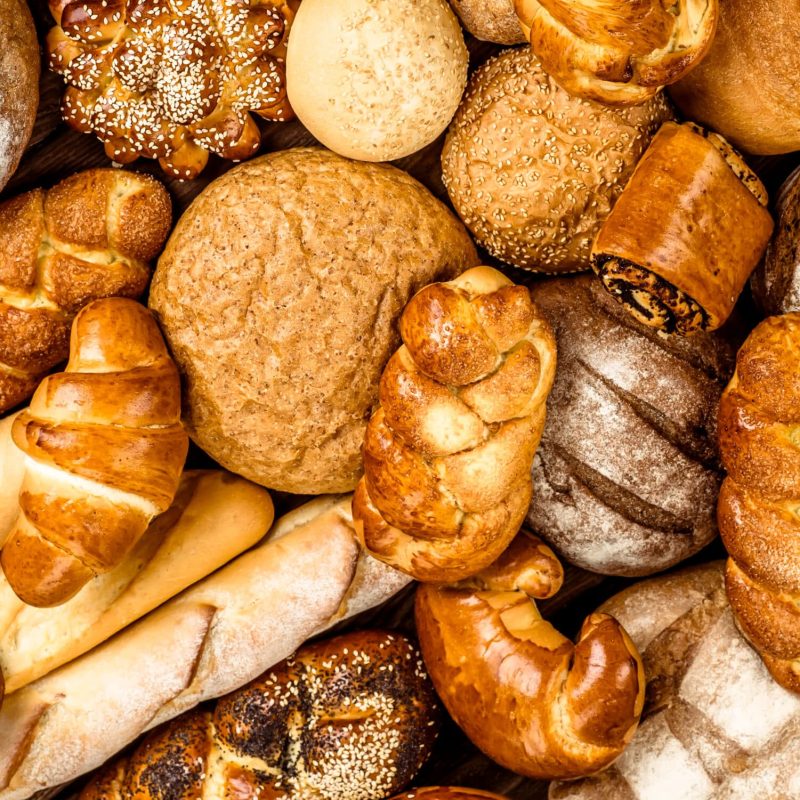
top-left (527, 274), bottom-right (736, 577)
top-left (591, 122), bottom-right (774, 336)
top-left (46, 0), bottom-right (296, 179)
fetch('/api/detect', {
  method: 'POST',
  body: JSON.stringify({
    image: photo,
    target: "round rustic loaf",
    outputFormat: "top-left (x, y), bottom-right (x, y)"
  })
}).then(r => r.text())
top-left (527, 275), bottom-right (735, 576)
top-left (149, 148), bottom-right (478, 495)
top-left (550, 563), bottom-right (800, 799)
top-left (441, 48), bottom-right (673, 274)
top-left (0, 2), bottom-right (39, 191)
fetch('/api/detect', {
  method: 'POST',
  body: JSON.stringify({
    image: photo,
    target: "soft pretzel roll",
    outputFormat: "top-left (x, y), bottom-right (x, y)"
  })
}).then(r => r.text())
top-left (353, 267), bottom-right (557, 583)
top-left (717, 312), bottom-right (800, 692)
top-left (591, 122), bottom-right (774, 335)
top-left (416, 531), bottom-right (645, 779)
top-left (515, 0), bottom-right (717, 106)
top-left (1, 297), bottom-right (188, 608)
top-left (0, 169), bottom-right (171, 414)
top-left (392, 789), bottom-right (510, 799)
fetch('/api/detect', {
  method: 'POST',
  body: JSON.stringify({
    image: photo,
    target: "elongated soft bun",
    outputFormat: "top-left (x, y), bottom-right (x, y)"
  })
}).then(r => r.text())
top-left (150, 148), bottom-right (478, 495)
top-left (442, 48), bottom-right (672, 274)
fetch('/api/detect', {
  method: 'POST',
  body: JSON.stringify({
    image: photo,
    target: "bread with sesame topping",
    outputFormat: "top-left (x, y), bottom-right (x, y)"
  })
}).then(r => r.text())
top-left (441, 48), bottom-right (673, 274)
top-left (0, 496), bottom-right (410, 800)
top-left (0, 168), bottom-right (172, 414)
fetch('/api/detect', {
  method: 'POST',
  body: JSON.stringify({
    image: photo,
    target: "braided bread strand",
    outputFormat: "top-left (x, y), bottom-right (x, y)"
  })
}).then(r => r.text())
top-left (717, 312), bottom-right (800, 691)
top-left (353, 267), bottom-right (556, 583)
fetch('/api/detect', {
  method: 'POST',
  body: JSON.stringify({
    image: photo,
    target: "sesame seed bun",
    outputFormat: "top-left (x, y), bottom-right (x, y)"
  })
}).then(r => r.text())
top-left (441, 48), bottom-right (674, 274)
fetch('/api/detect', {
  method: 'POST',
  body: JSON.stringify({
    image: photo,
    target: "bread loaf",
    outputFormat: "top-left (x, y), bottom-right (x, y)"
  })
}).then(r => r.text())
top-left (80, 630), bottom-right (440, 800)
top-left (353, 267), bottom-right (556, 583)
top-left (527, 275), bottom-right (735, 576)
top-left (393, 790), bottom-right (509, 800)
top-left (591, 122), bottom-right (773, 335)
top-left (0, 469), bottom-right (273, 694)
top-left (447, 0), bottom-right (526, 44)
top-left (550, 563), bottom-right (800, 799)
top-left (0, 496), bottom-right (410, 800)
top-left (1, 298), bottom-right (188, 607)
top-left (0, 169), bottom-right (171, 414)
top-left (515, 0), bottom-right (717, 106)
top-left (717, 313), bottom-right (800, 692)
top-left (416, 532), bottom-right (645, 780)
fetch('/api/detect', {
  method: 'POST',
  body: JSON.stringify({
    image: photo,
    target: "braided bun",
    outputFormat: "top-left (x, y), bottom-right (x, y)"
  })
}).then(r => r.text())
top-left (353, 267), bottom-right (556, 583)
top-left (1, 298), bottom-right (188, 607)
top-left (718, 312), bottom-right (800, 691)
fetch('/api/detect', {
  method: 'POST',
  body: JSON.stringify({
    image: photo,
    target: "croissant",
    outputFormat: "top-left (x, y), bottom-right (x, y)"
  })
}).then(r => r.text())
top-left (514, 0), bottom-right (718, 106)
top-left (352, 266), bottom-right (556, 583)
top-left (415, 531), bottom-right (645, 780)
top-left (717, 313), bottom-right (800, 692)
top-left (1, 297), bottom-right (188, 607)
top-left (0, 168), bottom-right (171, 414)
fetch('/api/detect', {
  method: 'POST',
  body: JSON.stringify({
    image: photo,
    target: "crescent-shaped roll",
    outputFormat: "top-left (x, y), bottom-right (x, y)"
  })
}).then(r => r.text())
top-left (591, 122), bottom-right (774, 336)
top-left (352, 266), bottom-right (556, 583)
top-left (415, 532), bottom-right (645, 780)
top-left (514, 0), bottom-right (718, 106)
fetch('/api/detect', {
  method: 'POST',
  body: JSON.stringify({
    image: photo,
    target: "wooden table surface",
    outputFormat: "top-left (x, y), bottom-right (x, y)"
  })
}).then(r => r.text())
top-left (13, 2), bottom-right (800, 799)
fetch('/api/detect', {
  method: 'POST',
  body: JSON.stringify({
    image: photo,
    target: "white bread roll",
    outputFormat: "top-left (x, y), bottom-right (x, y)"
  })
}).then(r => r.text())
top-left (0, 496), bottom-right (409, 800)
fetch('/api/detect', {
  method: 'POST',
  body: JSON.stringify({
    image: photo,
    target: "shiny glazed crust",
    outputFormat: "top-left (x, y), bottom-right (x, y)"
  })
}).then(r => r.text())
top-left (515, 0), bottom-right (718, 106)
top-left (352, 267), bottom-right (556, 582)
top-left (415, 533), bottom-right (645, 780)
top-left (0, 298), bottom-right (188, 607)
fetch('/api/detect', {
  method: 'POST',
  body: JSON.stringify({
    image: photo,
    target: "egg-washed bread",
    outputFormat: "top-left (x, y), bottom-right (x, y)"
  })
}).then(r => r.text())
top-left (150, 147), bottom-right (478, 495)
top-left (0, 2), bottom-right (38, 192)
top-left (448, 0), bottom-right (526, 44)
top-left (0, 469), bottom-right (274, 693)
top-left (441, 48), bottom-right (673, 274)
top-left (287, 0), bottom-right (468, 162)
top-left (669, 0), bottom-right (800, 155)
top-left (550, 563), bottom-right (800, 799)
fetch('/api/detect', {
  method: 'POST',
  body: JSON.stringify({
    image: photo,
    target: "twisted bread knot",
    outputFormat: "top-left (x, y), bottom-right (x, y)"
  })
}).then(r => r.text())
top-left (0, 169), bottom-right (171, 414)
top-left (352, 266), bottom-right (556, 583)
top-left (80, 631), bottom-right (440, 800)
top-left (717, 313), bottom-right (800, 692)
top-left (1, 297), bottom-right (188, 607)
top-left (514, 0), bottom-right (718, 106)
top-left (415, 532), bottom-right (645, 780)
top-left (47, 0), bottom-right (296, 178)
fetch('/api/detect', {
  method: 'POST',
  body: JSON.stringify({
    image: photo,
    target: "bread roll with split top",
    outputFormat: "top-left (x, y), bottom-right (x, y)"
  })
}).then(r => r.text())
top-left (1, 297), bottom-right (188, 607)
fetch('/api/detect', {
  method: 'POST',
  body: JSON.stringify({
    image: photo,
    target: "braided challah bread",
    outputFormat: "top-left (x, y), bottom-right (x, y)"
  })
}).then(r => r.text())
top-left (353, 266), bottom-right (556, 583)
top-left (514, 0), bottom-right (718, 106)
top-left (1, 297), bottom-right (188, 608)
top-left (0, 168), bottom-right (171, 414)
top-left (47, 0), bottom-right (296, 178)
top-left (416, 532), bottom-right (645, 780)
top-left (79, 630), bottom-right (440, 800)
top-left (717, 312), bottom-right (800, 692)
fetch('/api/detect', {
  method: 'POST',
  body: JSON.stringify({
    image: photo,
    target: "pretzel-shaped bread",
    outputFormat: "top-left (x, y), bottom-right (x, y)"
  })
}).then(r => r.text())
top-left (352, 266), bottom-right (556, 583)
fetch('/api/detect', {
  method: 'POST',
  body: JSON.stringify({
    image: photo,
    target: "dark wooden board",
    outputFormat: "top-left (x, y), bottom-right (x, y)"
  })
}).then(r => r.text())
top-left (12, 2), bottom-right (800, 799)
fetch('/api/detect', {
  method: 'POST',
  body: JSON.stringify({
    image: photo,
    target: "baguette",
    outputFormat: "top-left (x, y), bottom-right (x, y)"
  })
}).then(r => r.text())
top-left (0, 469), bottom-right (273, 694)
top-left (0, 496), bottom-right (410, 800)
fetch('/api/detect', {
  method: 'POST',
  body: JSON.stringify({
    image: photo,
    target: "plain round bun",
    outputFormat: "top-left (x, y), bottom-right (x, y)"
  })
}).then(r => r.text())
top-left (149, 148), bottom-right (478, 495)
top-left (448, 0), bottom-right (526, 45)
top-left (441, 48), bottom-right (673, 274)
top-left (287, 0), bottom-right (468, 162)
top-left (0, 1), bottom-right (39, 191)
top-left (669, 0), bottom-right (800, 155)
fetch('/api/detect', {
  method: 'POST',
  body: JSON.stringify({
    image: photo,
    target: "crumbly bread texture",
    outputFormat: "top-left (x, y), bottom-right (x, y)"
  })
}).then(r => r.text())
top-left (527, 275), bottom-right (735, 576)
top-left (0, 2), bottom-right (38, 191)
top-left (150, 147), bottom-right (478, 495)
top-left (550, 563), bottom-right (800, 799)
top-left (441, 48), bottom-right (673, 274)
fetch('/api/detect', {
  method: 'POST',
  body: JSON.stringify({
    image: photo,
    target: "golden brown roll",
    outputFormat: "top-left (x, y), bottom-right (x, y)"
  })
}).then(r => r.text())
top-left (392, 790), bottom-right (510, 800)
top-left (79, 630), bottom-right (441, 800)
top-left (416, 532), bottom-right (645, 780)
top-left (592, 122), bottom-right (774, 335)
top-left (717, 313), bottom-right (800, 693)
top-left (353, 267), bottom-right (556, 583)
top-left (1, 298), bottom-right (188, 607)
top-left (515, 0), bottom-right (718, 106)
